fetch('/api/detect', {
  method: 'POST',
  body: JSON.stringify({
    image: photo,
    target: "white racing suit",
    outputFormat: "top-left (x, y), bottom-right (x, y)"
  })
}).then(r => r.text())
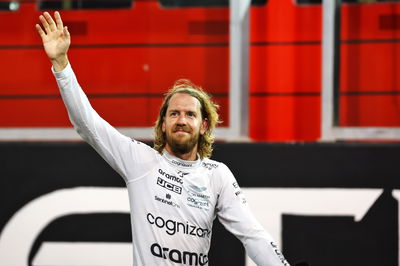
top-left (53, 63), bottom-right (290, 266)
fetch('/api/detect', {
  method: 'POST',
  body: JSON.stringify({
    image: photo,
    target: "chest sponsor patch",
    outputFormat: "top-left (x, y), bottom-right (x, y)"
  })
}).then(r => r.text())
top-left (157, 177), bottom-right (182, 194)
top-left (186, 186), bottom-right (211, 211)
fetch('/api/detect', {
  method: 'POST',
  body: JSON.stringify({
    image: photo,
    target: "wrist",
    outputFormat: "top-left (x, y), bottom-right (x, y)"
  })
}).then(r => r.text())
top-left (51, 55), bottom-right (69, 72)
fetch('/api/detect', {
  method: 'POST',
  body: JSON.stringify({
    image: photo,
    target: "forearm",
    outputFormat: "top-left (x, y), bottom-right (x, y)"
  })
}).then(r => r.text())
top-left (53, 62), bottom-right (98, 141)
top-left (217, 165), bottom-right (291, 266)
top-left (53, 63), bottom-right (132, 178)
top-left (243, 234), bottom-right (290, 266)
top-left (220, 214), bottom-right (290, 266)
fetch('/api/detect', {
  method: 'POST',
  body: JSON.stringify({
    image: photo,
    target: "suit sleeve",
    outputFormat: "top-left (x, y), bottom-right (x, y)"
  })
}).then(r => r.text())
top-left (216, 164), bottom-right (290, 266)
top-left (53, 63), bottom-right (156, 182)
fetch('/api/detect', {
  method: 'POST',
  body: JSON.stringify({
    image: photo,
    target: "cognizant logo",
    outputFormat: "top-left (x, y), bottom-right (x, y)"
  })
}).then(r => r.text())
top-left (171, 160), bottom-right (193, 168)
top-left (150, 243), bottom-right (208, 266)
top-left (146, 213), bottom-right (211, 238)
top-left (187, 197), bottom-right (209, 207)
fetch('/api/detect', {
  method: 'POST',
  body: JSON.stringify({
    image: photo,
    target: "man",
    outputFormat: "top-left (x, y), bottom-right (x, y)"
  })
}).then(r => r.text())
top-left (36, 11), bottom-right (290, 266)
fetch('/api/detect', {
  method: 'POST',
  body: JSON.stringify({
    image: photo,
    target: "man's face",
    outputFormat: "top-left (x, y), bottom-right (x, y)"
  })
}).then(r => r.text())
top-left (162, 93), bottom-right (207, 156)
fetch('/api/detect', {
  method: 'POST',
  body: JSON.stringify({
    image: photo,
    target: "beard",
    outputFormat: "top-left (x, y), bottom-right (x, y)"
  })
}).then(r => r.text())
top-left (165, 126), bottom-right (200, 156)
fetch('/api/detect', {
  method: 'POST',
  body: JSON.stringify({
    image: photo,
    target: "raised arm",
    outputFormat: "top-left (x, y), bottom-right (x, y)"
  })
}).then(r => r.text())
top-left (35, 12), bottom-right (143, 181)
top-left (36, 11), bottom-right (70, 72)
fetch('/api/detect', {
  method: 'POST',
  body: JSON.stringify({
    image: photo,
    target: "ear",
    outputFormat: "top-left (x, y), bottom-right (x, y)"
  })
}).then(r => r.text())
top-left (162, 118), bottom-right (166, 133)
top-left (200, 118), bottom-right (208, 135)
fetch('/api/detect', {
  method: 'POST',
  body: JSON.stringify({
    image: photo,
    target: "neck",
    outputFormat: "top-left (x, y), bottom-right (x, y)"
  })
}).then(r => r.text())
top-left (165, 145), bottom-right (198, 161)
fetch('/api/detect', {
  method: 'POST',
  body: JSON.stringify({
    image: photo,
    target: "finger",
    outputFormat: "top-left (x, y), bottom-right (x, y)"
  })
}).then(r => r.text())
top-left (39, 14), bottom-right (51, 34)
top-left (54, 11), bottom-right (63, 31)
top-left (63, 26), bottom-right (70, 37)
top-left (44, 11), bottom-right (57, 31)
top-left (35, 24), bottom-right (46, 38)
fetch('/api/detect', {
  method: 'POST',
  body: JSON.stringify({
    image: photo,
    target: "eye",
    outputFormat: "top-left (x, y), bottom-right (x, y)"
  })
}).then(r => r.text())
top-left (170, 111), bottom-right (178, 117)
top-left (187, 111), bottom-right (196, 118)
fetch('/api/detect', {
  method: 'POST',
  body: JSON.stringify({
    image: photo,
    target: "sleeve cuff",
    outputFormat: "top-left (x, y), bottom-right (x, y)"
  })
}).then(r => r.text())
top-left (52, 62), bottom-right (73, 79)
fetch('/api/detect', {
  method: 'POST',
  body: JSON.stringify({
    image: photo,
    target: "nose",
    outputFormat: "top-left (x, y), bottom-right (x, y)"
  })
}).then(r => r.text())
top-left (176, 114), bottom-right (187, 125)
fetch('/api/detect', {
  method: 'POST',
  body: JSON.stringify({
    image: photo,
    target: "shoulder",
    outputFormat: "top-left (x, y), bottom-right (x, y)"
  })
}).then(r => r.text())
top-left (130, 139), bottom-right (153, 149)
top-left (202, 158), bottom-right (235, 187)
top-left (204, 159), bottom-right (241, 202)
top-left (201, 157), bottom-right (225, 171)
top-left (130, 139), bottom-right (161, 159)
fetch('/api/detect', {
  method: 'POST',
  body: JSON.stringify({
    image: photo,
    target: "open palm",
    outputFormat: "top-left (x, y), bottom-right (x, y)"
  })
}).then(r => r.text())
top-left (36, 11), bottom-right (70, 60)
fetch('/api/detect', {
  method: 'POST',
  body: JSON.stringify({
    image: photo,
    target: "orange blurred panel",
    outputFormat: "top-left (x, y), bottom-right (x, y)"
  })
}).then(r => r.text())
top-left (0, 97), bottom-right (160, 127)
top-left (0, 1), bottom-right (229, 46)
top-left (0, 50), bottom-right (56, 95)
top-left (144, 46), bottom-right (229, 94)
top-left (249, 95), bottom-right (320, 142)
top-left (0, 46), bottom-right (229, 127)
top-left (0, 46), bottom-right (228, 94)
top-left (251, 0), bottom-right (322, 43)
top-left (340, 95), bottom-right (400, 127)
top-left (68, 48), bottom-right (153, 94)
top-left (340, 42), bottom-right (400, 93)
top-left (3, 0), bottom-right (400, 141)
top-left (0, 98), bottom-right (71, 127)
top-left (250, 44), bottom-right (321, 93)
top-left (341, 2), bottom-right (400, 40)
top-left (89, 97), bottom-right (158, 127)
top-left (212, 96), bottom-right (229, 127)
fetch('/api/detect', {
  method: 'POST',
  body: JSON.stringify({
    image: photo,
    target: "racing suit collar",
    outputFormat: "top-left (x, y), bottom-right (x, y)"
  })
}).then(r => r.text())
top-left (162, 149), bottom-right (202, 169)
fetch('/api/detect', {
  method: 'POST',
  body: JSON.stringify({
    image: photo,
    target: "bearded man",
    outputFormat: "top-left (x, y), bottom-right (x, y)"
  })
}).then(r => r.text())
top-left (36, 11), bottom-right (290, 266)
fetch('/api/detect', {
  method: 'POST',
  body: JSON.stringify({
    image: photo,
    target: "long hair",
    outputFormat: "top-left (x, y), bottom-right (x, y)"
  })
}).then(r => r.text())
top-left (153, 79), bottom-right (221, 158)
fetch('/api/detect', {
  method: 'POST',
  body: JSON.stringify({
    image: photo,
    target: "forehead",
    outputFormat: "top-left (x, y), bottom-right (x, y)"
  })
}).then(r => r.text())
top-left (167, 92), bottom-right (201, 112)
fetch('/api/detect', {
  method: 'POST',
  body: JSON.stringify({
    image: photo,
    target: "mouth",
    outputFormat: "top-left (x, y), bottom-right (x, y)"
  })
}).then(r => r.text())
top-left (174, 127), bottom-right (190, 134)
top-left (174, 130), bottom-right (189, 134)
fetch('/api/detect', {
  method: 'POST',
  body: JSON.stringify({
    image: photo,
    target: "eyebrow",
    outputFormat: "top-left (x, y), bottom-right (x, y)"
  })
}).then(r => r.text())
top-left (167, 109), bottom-right (198, 115)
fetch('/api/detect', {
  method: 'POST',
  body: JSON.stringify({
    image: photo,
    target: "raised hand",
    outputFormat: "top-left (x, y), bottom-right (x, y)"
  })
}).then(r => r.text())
top-left (36, 11), bottom-right (70, 71)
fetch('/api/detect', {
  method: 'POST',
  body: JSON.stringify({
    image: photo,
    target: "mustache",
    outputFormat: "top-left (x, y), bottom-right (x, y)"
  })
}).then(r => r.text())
top-left (173, 125), bottom-right (191, 133)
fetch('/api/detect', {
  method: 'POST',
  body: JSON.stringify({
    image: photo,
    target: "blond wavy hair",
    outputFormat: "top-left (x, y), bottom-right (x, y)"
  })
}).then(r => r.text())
top-left (153, 79), bottom-right (221, 158)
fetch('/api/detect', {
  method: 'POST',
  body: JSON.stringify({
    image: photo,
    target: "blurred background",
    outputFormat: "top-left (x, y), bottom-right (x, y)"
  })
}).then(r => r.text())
top-left (0, 0), bottom-right (400, 265)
